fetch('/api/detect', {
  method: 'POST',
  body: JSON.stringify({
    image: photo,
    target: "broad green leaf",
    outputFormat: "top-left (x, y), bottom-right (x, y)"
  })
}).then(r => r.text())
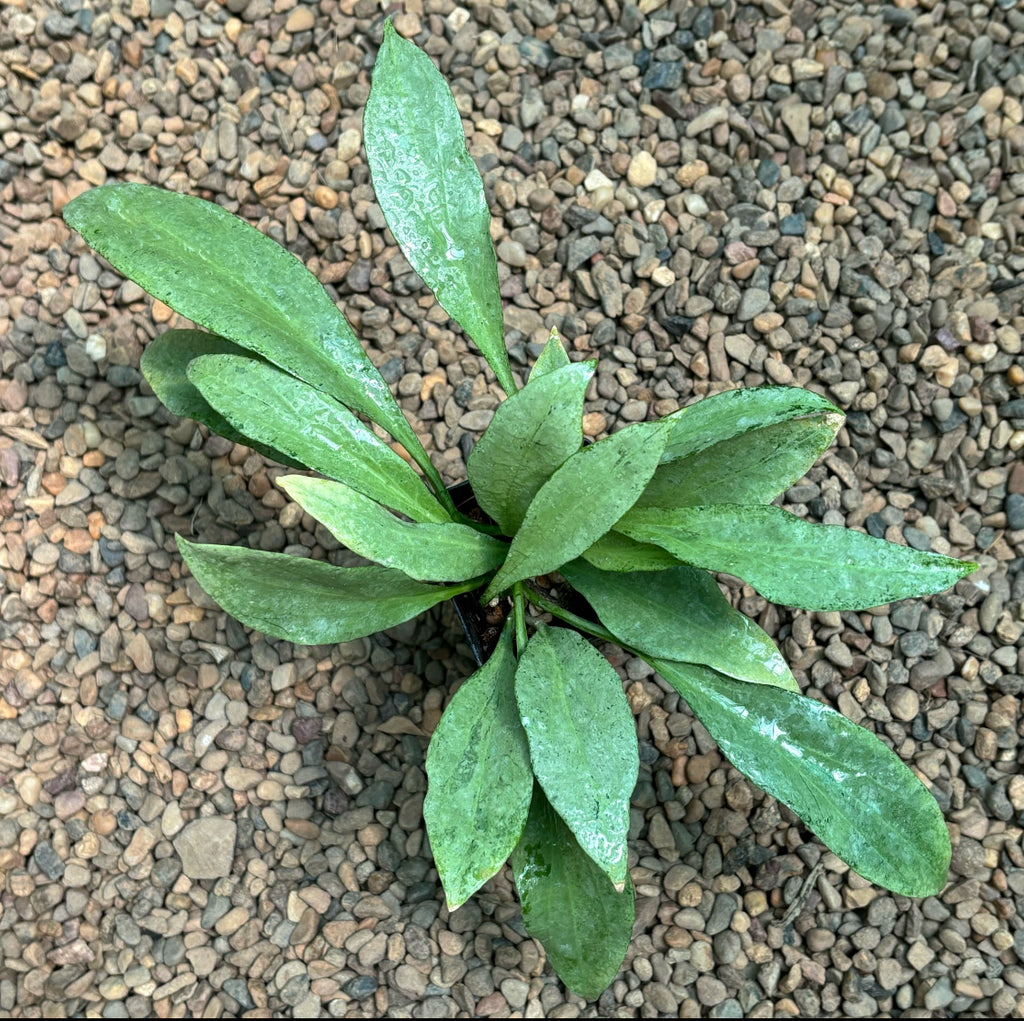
top-left (483, 419), bottom-right (670, 601)
top-left (660, 386), bottom-right (842, 463)
top-left (514, 626), bottom-right (637, 889)
top-left (139, 329), bottom-right (304, 468)
top-left (364, 21), bottom-right (515, 395)
top-left (467, 361), bottom-right (594, 534)
top-left (62, 183), bottom-right (446, 498)
top-left (187, 354), bottom-right (449, 524)
top-left (582, 531), bottom-right (682, 572)
top-left (619, 504), bottom-right (977, 611)
top-left (278, 476), bottom-right (506, 582)
top-left (636, 410), bottom-right (843, 509)
top-left (528, 328), bottom-right (571, 381)
top-left (561, 559), bottom-right (797, 691)
top-left (425, 621), bottom-right (532, 909)
top-left (653, 659), bottom-right (951, 897)
top-left (512, 785), bottom-right (634, 1000)
top-left (176, 537), bottom-right (476, 645)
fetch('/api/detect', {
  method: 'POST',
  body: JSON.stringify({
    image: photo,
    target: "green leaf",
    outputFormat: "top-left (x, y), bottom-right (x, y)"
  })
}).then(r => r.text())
top-left (467, 361), bottom-right (594, 534)
top-left (62, 182), bottom-right (446, 498)
top-left (660, 386), bottom-right (842, 463)
top-left (582, 531), bottom-right (683, 572)
top-left (278, 476), bottom-right (506, 582)
top-left (364, 21), bottom-right (515, 395)
top-left (512, 785), bottom-right (634, 1000)
top-left (176, 537), bottom-right (475, 645)
top-left (483, 419), bottom-right (670, 601)
top-left (637, 409), bottom-right (843, 508)
top-left (528, 328), bottom-right (571, 381)
top-left (425, 621), bottom-right (532, 909)
top-left (138, 329), bottom-right (304, 468)
top-left (514, 626), bottom-right (637, 889)
top-left (561, 559), bottom-right (798, 691)
top-left (619, 504), bottom-right (977, 611)
top-left (652, 659), bottom-right (951, 897)
top-left (187, 353), bottom-right (449, 524)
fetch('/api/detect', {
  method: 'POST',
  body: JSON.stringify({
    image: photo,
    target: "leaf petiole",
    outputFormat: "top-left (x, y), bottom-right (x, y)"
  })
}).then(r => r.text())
top-left (513, 583), bottom-right (528, 656)
top-left (523, 585), bottom-right (619, 645)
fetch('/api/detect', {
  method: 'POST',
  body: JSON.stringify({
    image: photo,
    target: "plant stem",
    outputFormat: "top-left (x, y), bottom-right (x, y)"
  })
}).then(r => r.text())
top-left (454, 513), bottom-right (505, 537)
top-left (524, 585), bottom-right (618, 645)
top-left (513, 583), bottom-right (528, 654)
top-left (431, 475), bottom-right (459, 518)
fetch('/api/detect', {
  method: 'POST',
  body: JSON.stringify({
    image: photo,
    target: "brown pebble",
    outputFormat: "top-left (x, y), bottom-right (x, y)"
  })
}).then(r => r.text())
top-left (63, 529), bottom-right (93, 554)
top-left (313, 186), bottom-right (337, 209)
top-left (284, 7), bottom-right (314, 32)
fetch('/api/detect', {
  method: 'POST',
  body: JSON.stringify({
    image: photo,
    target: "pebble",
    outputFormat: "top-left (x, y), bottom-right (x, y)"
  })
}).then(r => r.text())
top-left (627, 151), bottom-right (658, 188)
top-left (173, 819), bottom-right (237, 879)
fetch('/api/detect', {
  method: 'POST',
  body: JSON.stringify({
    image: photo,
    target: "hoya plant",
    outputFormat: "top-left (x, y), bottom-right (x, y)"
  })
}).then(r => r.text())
top-left (63, 21), bottom-right (976, 999)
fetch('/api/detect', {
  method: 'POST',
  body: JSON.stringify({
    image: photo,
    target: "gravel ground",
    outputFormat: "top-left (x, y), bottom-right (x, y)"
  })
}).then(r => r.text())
top-left (2, 0), bottom-right (1023, 1016)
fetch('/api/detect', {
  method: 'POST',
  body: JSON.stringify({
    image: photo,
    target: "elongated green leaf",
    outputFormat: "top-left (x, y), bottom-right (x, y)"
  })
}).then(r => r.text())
top-left (561, 559), bottom-right (797, 691)
top-left (660, 386), bottom-right (842, 463)
top-left (62, 183), bottom-right (446, 497)
top-left (528, 329), bottom-right (571, 381)
top-left (582, 531), bottom-right (683, 572)
top-left (619, 504), bottom-right (977, 611)
top-left (468, 361), bottom-right (594, 534)
top-left (278, 476), bottom-right (506, 582)
top-left (483, 419), bottom-right (670, 601)
top-left (425, 622), bottom-right (532, 909)
top-left (139, 329), bottom-right (304, 468)
top-left (365, 21), bottom-right (515, 394)
top-left (187, 354), bottom-right (449, 524)
top-left (637, 410), bottom-right (843, 509)
top-left (653, 659), bottom-right (951, 897)
top-left (515, 626), bottom-right (637, 889)
top-left (512, 785), bottom-right (634, 1000)
top-left (176, 537), bottom-right (475, 644)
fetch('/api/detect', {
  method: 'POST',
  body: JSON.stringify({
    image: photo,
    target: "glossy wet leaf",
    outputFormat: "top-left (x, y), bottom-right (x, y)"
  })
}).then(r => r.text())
top-left (511, 785), bottom-right (634, 1000)
top-left (653, 659), bottom-right (951, 897)
top-left (279, 476), bottom-right (506, 582)
top-left (187, 354), bottom-right (449, 524)
top-left (637, 409), bottom-right (843, 509)
top-left (561, 559), bottom-right (797, 691)
top-left (139, 329), bottom-right (303, 468)
top-left (581, 531), bottom-right (683, 572)
top-left (619, 504), bottom-right (977, 611)
top-left (176, 537), bottom-right (476, 645)
top-left (425, 622), bottom-right (532, 909)
top-left (515, 626), bottom-right (637, 889)
top-left (660, 386), bottom-right (842, 463)
top-left (483, 419), bottom-right (670, 601)
top-left (62, 183), bottom-right (445, 496)
top-left (528, 329), bottom-right (571, 381)
top-left (365, 21), bottom-right (515, 394)
top-left (468, 361), bottom-right (594, 534)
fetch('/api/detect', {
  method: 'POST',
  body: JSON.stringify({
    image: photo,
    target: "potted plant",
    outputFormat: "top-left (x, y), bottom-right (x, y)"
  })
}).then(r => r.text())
top-left (62, 21), bottom-right (976, 999)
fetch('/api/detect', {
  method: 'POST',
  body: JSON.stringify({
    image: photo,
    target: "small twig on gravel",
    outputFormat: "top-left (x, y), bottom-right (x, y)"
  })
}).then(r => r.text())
top-left (776, 860), bottom-right (826, 929)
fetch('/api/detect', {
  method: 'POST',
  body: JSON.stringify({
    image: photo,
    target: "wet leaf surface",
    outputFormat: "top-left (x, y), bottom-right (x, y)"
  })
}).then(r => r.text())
top-left (653, 659), bottom-right (952, 897)
top-left (365, 21), bottom-right (514, 393)
top-left (619, 503), bottom-right (977, 611)
top-left (514, 626), bottom-right (637, 889)
top-left (425, 622), bottom-right (532, 909)
top-left (512, 785), bottom-right (634, 1001)
top-left (176, 537), bottom-right (476, 644)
